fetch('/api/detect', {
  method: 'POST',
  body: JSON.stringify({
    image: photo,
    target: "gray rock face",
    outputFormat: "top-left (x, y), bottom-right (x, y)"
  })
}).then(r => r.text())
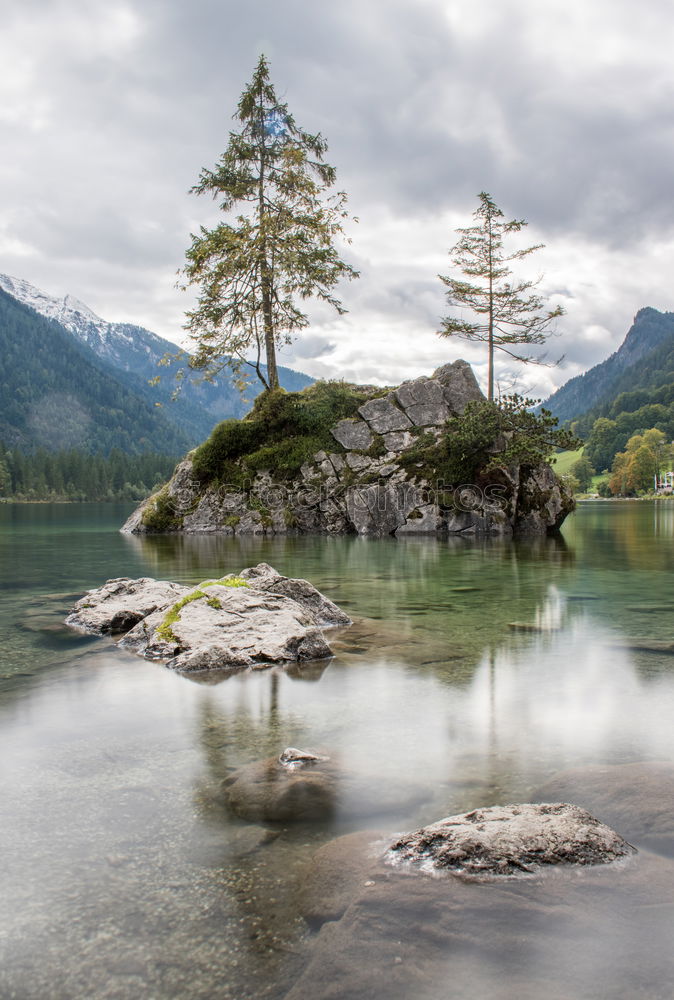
top-left (358, 397), bottom-right (412, 434)
top-left (345, 482), bottom-right (420, 536)
top-left (395, 377), bottom-right (450, 426)
top-left (239, 563), bottom-right (352, 627)
top-left (385, 802), bottom-right (635, 877)
top-left (382, 430), bottom-right (414, 452)
top-left (516, 463), bottom-right (575, 534)
top-left (432, 358), bottom-right (484, 414)
top-left (119, 585), bottom-right (332, 666)
top-left (122, 359), bottom-right (574, 539)
top-left (331, 419), bottom-right (373, 450)
top-left (65, 577), bottom-right (189, 634)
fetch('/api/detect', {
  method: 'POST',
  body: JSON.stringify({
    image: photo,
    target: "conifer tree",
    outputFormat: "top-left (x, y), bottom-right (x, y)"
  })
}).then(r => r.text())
top-left (182, 55), bottom-right (358, 392)
top-left (438, 192), bottom-right (563, 401)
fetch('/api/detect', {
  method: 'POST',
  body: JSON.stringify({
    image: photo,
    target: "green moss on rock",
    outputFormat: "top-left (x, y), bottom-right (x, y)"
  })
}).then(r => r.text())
top-left (141, 486), bottom-right (183, 532)
top-left (191, 381), bottom-right (374, 486)
top-left (155, 576), bottom-right (250, 642)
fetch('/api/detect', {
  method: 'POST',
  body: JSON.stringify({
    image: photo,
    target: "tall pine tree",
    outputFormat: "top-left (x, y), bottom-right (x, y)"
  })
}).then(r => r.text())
top-left (438, 192), bottom-right (563, 401)
top-left (182, 55), bottom-right (358, 391)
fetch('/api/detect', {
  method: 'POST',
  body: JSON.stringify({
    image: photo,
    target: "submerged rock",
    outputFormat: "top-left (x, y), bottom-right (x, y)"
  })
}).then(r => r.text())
top-left (385, 802), bottom-right (635, 877)
top-left (65, 564), bottom-right (349, 672)
top-left (285, 798), bottom-right (646, 1000)
top-left (297, 830), bottom-right (386, 928)
top-left (534, 761), bottom-right (674, 857)
top-left (285, 848), bottom-right (674, 1000)
top-left (223, 753), bottom-right (429, 824)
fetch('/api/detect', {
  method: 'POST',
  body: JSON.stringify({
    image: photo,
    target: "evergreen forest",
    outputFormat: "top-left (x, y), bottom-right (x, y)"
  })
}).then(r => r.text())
top-left (0, 447), bottom-right (178, 502)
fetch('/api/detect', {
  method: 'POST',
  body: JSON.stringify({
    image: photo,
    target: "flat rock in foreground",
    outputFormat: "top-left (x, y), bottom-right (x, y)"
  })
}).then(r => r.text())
top-left (120, 585), bottom-right (332, 670)
top-left (286, 800), bottom-right (646, 1000)
top-left (533, 761), bottom-right (674, 856)
top-left (385, 802), bottom-right (635, 877)
top-left (65, 564), bottom-right (350, 672)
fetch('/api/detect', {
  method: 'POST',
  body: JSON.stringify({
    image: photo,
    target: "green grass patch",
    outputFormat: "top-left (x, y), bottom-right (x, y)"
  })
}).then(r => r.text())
top-left (156, 576), bottom-right (250, 642)
top-left (550, 447), bottom-right (585, 476)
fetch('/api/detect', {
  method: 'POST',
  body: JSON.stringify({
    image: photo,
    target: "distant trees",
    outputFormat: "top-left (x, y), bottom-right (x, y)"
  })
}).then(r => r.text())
top-left (0, 446), bottom-right (176, 502)
top-left (437, 192), bottom-right (563, 401)
top-left (182, 55), bottom-right (358, 392)
top-left (584, 400), bottom-right (674, 473)
top-left (608, 429), bottom-right (669, 495)
top-left (569, 455), bottom-right (596, 492)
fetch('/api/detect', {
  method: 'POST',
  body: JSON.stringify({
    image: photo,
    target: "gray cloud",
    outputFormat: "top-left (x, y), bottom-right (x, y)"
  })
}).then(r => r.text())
top-left (1, 0), bottom-right (673, 399)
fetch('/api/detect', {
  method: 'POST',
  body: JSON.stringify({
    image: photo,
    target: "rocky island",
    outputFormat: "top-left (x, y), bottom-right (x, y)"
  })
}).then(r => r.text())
top-left (122, 361), bottom-right (574, 538)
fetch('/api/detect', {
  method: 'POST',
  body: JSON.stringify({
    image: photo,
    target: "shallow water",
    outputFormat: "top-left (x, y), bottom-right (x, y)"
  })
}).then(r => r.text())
top-left (1, 500), bottom-right (674, 998)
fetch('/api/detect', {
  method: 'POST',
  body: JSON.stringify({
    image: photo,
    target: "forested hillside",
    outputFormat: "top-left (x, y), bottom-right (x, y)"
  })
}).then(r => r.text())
top-left (0, 290), bottom-right (193, 454)
top-left (579, 334), bottom-right (674, 470)
top-left (0, 273), bottom-right (314, 448)
top-left (544, 308), bottom-right (674, 425)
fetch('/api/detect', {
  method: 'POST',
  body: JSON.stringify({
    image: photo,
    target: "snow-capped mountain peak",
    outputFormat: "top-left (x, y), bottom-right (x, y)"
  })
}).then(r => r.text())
top-left (0, 272), bottom-right (112, 348)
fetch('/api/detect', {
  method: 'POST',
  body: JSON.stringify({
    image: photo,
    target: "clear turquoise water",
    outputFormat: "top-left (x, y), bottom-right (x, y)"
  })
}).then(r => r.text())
top-left (2, 501), bottom-right (674, 998)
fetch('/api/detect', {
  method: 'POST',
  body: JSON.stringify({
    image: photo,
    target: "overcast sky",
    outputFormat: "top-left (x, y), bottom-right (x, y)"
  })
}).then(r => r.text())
top-left (2, 0), bottom-right (673, 398)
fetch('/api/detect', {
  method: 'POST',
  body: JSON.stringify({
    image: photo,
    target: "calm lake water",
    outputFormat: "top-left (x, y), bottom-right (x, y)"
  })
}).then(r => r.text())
top-left (2, 501), bottom-right (674, 999)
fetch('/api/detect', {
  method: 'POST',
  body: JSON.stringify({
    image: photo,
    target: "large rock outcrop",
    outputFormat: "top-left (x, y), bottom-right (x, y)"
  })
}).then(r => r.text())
top-left (123, 360), bottom-right (574, 538)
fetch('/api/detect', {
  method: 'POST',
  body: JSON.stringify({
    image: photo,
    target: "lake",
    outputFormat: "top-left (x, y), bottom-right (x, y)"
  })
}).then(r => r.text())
top-left (2, 500), bottom-right (674, 998)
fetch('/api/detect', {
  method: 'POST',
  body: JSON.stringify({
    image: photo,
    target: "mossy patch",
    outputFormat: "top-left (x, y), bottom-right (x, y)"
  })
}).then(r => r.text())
top-left (141, 486), bottom-right (183, 532)
top-left (156, 590), bottom-right (208, 643)
top-left (365, 436), bottom-right (387, 459)
top-left (190, 381), bottom-right (375, 486)
top-left (156, 577), bottom-right (250, 642)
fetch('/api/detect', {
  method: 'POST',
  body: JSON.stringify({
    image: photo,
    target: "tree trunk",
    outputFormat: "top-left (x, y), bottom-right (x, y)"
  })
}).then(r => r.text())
top-left (261, 260), bottom-right (279, 390)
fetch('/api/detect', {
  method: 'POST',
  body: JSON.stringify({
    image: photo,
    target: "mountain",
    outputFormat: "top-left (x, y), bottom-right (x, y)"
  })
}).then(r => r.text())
top-left (0, 273), bottom-right (314, 451)
top-left (543, 307), bottom-right (674, 424)
top-left (0, 289), bottom-right (192, 454)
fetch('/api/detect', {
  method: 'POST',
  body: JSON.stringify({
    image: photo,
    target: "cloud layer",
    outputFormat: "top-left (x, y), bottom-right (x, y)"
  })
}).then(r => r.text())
top-left (2, 0), bottom-right (673, 398)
